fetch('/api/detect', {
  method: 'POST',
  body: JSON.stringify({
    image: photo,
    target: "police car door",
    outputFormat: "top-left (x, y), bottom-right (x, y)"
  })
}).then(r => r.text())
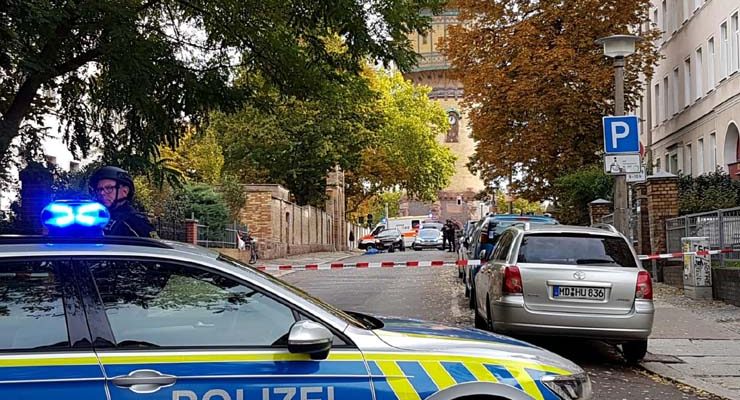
top-left (0, 257), bottom-right (107, 399)
top-left (75, 257), bottom-right (373, 400)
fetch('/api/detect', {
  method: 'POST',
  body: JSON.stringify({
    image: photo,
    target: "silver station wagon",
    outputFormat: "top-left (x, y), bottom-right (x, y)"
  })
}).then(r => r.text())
top-left (473, 224), bottom-right (654, 363)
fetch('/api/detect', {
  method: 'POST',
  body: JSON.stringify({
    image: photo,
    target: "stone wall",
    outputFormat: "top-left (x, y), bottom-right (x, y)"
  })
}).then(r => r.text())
top-left (645, 172), bottom-right (680, 280)
top-left (713, 268), bottom-right (740, 307)
top-left (663, 265), bottom-right (684, 288)
top-left (588, 199), bottom-right (612, 226)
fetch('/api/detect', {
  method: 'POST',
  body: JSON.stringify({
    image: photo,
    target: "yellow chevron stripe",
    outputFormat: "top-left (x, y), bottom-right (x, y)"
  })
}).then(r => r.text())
top-left (0, 356), bottom-right (99, 368)
top-left (99, 351), bottom-right (363, 365)
top-left (421, 361), bottom-right (456, 390)
top-left (364, 353), bottom-right (570, 376)
top-left (375, 361), bottom-right (421, 400)
top-left (464, 362), bottom-right (498, 382)
top-left (507, 366), bottom-right (543, 400)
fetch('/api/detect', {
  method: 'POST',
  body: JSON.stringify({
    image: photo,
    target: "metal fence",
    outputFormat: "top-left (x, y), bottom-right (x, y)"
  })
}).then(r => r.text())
top-left (666, 207), bottom-right (740, 266)
top-left (153, 217), bottom-right (187, 242)
top-left (197, 221), bottom-right (249, 249)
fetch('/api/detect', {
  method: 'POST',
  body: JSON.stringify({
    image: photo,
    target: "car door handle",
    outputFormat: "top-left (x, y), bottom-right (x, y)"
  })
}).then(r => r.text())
top-left (111, 369), bottom-right (177, 393)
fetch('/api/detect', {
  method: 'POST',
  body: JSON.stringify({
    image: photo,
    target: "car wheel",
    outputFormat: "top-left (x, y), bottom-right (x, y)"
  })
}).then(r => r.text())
top-left (474, 306), bottom-right (487, 330)
top-left (622, 340), bottom-right (648, 363)
top-left (486, 297), bottom-right (494, 331)
top-left (414, 246), bottom-right (421, 251)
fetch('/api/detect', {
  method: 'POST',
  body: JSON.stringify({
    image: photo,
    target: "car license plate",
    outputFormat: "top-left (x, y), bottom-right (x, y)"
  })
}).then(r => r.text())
top-left (553, 286), bottom-right (606, 300)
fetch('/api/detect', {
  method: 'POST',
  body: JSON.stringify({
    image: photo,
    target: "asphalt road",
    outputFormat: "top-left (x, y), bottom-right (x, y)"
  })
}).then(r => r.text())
top-left (282, 249), bottom-right (724, 400)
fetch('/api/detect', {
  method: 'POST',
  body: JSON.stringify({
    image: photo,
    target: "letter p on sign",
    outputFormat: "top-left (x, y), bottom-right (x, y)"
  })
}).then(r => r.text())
top-left (603, 116), bottom-right (639, 154)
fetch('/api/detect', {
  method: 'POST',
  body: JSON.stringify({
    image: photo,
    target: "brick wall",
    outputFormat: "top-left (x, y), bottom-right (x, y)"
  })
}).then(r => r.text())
top-left (633, 183), bottom-right (651, 256)
top-left (588, 199), bottom-right (612, 225)
top-left (713, 268), bottom-right (740, 306)
top-left (646, 172), bottom-right (679, 280)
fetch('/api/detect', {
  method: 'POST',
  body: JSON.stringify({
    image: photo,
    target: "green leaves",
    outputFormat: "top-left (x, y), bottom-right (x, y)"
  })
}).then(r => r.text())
top-left (553, 165), bottom-right (614, 225)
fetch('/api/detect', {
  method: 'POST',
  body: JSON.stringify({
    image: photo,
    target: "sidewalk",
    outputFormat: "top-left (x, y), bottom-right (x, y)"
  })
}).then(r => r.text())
top-left (643, 283), bottom-right (740, 400)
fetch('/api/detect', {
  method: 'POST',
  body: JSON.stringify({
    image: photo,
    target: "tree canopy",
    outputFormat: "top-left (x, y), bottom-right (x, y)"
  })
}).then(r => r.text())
top-left (0, 0), bottom-right (444, 183)
top-left (552, 164), bottom-right (613, 225)
top-left (441, 0), bottom-right (659, 200)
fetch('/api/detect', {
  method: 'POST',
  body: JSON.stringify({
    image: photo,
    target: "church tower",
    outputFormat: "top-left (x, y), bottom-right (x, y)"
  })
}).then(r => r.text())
top-left (400, 10), bottom-right (487, 222)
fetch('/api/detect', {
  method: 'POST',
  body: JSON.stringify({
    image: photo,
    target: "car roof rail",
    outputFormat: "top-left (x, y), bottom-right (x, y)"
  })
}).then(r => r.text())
top-left (511, 222), bottom-right (531, 230)
top-left (590, 223), bottom-right (619, 234)
top-left (0, 235), bottom-right (174, 249)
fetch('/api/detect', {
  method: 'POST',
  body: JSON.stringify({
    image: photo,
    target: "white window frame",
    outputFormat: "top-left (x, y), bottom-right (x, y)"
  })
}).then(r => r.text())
top-left (732, 12), bottom-right (739, 74)
top-left (682, 0), bottom-right (689, 23)
top-left (662, 0), bottom-right (668, 39)
top-left (685, 144), bottom-right (693, 176)
top-left (672, 67), bottom-right (680, 115)
top-left (663, 76), bottom-right (670, 120)
top-left (694, 0), bottom-right (701, 12)
top-left (721, 21), bottom-right (729, 79)
top-left (697, 138), bottom-right (705, 175)
top-left (708, 37), bottom-right (716, 91)
top-left (710, 132), bottom-right (717, 170)
top-left (684, 57), bottom-right (692, 107)
top-left (654, 83), bottom-right (661, 125)
top-left (695, 47), bottom-right (703, 99)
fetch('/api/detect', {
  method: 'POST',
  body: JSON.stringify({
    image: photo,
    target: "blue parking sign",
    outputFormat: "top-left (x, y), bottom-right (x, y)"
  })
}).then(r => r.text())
top-left (603, 115), bottom-right (639, 154)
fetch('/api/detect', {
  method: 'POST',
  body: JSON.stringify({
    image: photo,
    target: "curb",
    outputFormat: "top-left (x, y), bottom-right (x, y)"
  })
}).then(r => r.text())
top-left (641, 361), bottom-right (738, 400)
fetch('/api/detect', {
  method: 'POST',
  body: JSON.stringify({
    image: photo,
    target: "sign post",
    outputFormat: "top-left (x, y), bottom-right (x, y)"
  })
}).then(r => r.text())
top-left (603, 115), bottom-right (641, 235)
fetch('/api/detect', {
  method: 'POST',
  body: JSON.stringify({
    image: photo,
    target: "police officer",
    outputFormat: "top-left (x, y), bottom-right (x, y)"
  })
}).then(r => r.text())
top-left (89, 166), bottom-right (158, 238)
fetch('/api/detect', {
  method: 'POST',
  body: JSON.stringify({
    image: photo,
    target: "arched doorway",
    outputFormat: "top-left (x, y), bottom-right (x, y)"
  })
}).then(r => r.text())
top-left (725, 123), bottom-right (740, 179)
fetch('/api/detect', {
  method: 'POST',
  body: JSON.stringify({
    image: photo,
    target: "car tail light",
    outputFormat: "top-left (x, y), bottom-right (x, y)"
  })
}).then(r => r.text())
top-left (635, 270), bottom-right (653, 300)
top-left (503, 265), bottom-right (523, 294)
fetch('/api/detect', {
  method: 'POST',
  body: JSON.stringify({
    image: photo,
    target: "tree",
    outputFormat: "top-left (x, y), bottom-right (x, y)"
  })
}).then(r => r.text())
top-left (441, 0), bottom-right (659, 200)
top-left (495, 191), bottom-right (545, 215)
top-left (0, 0), bottom-right (445, 183)
top-left (346, 70), bottom-right (456, 212)
top-left (552, 165), bottom-right (613, 225)
top-left (180, 183), bottom-right (229, 241)
top-left (679, 169), bottom-right (740, 215)
top-left (158, 129), bottom-right (224, 186)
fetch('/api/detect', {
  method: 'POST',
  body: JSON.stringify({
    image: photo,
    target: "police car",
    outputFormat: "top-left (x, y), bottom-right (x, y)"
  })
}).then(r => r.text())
top-left (0, 200), bottom-right (592, 400)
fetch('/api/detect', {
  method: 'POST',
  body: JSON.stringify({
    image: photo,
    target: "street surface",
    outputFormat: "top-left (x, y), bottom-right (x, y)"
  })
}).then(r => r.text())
top-left (282, 249), bottom-right (724, 400)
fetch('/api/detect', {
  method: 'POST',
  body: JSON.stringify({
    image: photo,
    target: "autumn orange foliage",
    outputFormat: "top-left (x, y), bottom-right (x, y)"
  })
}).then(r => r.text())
top-left (440, 0), bottom-right (660, 200)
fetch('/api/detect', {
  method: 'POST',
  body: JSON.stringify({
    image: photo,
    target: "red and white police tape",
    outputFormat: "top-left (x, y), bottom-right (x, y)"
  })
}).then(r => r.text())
top-left (255, 249), bottom-right (740, 271)
top-left (637, 248), bottom-right (740, 261)
top-left (256, 259), bottom-right (481, 271)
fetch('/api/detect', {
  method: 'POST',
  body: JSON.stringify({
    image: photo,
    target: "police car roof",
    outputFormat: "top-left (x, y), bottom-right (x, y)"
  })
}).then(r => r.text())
top-left (0, 235), bottom-right (221, 260)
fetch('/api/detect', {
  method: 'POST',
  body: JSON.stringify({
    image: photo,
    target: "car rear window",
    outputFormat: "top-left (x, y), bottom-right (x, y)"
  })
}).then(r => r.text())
top-left (517, 234), bottom-right (637, 268)
top-left (419, 229), bottom-right (439, 239)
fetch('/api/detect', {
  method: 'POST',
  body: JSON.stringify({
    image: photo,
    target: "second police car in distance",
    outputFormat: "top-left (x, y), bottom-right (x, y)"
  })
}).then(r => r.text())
top-left (0, 200), bottom-right (592, 400)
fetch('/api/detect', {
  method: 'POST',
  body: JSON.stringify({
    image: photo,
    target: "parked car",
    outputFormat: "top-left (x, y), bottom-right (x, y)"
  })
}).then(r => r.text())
top-left (461, 214), bottom-right (559, 308)
top-left (473, 223), bottom-right (654, 363)
top-left (374, 228), bottom-right (405, 252)
top-left (412, 228), bottom-right (444, 250)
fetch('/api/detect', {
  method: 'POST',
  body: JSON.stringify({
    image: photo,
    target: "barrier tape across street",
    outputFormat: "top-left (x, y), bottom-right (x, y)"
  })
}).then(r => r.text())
top-left (256, 259), bottom-right (481, 272)
top-left (256, 249), bottom-right (740, 271)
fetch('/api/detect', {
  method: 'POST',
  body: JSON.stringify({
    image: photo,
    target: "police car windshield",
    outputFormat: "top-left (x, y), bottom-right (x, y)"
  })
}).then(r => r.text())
top-left (217, 255), bottom-right (373, 329)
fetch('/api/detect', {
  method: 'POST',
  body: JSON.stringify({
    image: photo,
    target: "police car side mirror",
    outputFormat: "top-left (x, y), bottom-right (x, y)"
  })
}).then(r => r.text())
top-left (288, 320), bottom-right (333, 360)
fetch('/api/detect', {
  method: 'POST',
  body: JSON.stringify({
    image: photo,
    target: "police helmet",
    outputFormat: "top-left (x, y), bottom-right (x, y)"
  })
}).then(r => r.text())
top-left (89, 166), bottom-right (135, 199)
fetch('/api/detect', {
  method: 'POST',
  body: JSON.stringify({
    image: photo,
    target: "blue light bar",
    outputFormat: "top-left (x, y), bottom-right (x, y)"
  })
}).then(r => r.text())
top-left (41, 200), bottom-right (110, 232)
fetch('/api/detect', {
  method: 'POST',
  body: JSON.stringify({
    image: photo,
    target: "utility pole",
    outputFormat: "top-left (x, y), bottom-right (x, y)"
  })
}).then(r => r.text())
top-left (613, 56), bottom-right (629, 235)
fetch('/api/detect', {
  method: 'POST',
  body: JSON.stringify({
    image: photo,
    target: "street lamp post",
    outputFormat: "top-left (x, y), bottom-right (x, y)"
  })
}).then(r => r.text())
top-left (596, 34), bottom-right (641, 236)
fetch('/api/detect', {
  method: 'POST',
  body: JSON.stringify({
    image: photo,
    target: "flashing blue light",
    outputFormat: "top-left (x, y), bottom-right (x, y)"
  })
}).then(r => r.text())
top-left (41, 200), bottom-right (110, 231)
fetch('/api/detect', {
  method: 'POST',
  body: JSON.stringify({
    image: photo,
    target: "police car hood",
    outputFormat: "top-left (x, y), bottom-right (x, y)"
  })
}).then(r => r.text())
top-left (372, 316), bottom-right (581, 371)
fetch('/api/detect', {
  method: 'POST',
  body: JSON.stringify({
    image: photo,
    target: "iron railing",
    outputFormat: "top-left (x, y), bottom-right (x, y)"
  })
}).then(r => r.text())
top-left (666, 207), bottom-right (740, 266)
top-left (153, 217), bottom-right (186, 242)
top-left (197, 221), bottom-right (249, 249)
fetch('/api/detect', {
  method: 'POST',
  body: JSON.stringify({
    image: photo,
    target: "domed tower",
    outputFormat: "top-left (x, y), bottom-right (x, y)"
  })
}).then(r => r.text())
top-left (400, 9), bottom-right (487, 222)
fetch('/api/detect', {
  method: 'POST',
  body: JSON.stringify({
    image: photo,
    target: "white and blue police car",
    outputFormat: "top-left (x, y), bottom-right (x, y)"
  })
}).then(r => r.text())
top-left (0, 200), bottom-right (592, 400)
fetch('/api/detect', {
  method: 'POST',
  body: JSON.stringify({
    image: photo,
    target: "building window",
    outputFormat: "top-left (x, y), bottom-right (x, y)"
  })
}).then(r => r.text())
top-left (422, 33), bottom-right (428, 45)
top-left (698, 138), bottom-right (705, 174)
top-left (685, 144), bottom-right (693, 176)
top-left (710, 132), bottom-right (717, 170)
top-left (732, 12), bottom-right (739, 74)
top-left (708, 37), bottom-right (716, 90)
top-left (672, 67), bottom-right (680, 115)
top-left (665, 154), bottom-right (671, 173)
top-left (653, 9), bottom-right (659, 27)
top-left (662, 0), bottom-right (667, 36)
top-left (694, 0), bottom-right (701, 12)
top-left (721, 21), bottom-right (729, 79)
top-left (682, 0), bottom-right (689, 23)
top-left (684, 57), bottom-right (692, 107)
top-left (670, 152), bottom-right (679, 173)
top-left (663, 76), bottom-right (669, 120)
top-left (695, 47), bottom-right (703, 99)
top-left (654, 83), bottom-right (661, 125)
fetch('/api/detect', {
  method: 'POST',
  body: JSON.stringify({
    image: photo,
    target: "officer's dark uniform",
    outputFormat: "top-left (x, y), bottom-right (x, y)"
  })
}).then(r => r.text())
top-left (105, 202), bottom-right (158, 238)
top-left (89, 166), bottom-right (159, 239)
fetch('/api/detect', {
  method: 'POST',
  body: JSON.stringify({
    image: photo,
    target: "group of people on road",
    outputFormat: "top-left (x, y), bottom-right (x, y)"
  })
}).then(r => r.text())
top-left (441, 219), bottom-right (461, 253)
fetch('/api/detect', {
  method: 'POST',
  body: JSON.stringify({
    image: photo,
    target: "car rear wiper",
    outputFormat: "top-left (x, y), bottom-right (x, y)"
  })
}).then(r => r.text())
top-left (575, 258), bottom-right (618, 265)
